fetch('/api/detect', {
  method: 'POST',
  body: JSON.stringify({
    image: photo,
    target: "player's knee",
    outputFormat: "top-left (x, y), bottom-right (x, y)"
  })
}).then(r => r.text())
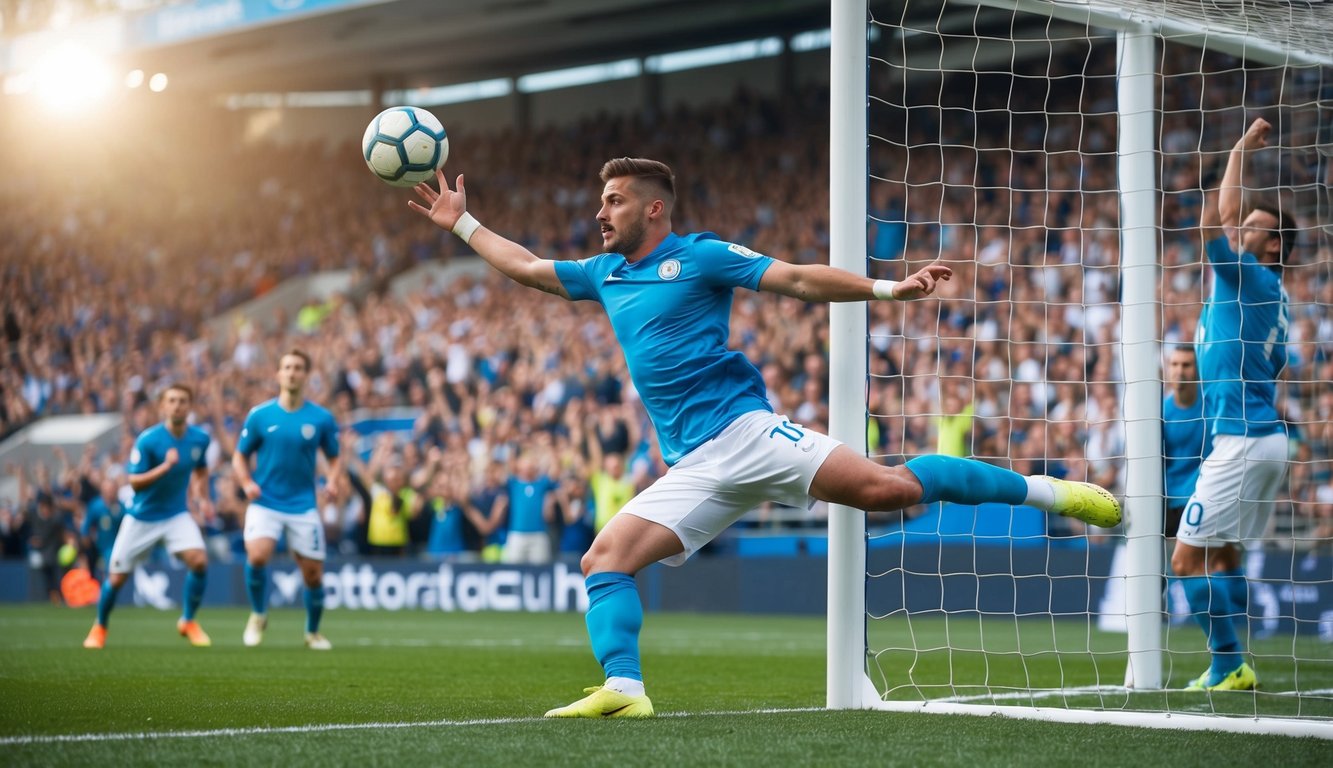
top-left (579, 548), bottom-right (600, 577)
top-left (1170, 548), bottom-right (1202, 576)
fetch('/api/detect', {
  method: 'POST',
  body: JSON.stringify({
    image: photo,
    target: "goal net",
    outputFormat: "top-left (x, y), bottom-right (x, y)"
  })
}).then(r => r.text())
top-left (828, 0), bottom-right (1333, 736)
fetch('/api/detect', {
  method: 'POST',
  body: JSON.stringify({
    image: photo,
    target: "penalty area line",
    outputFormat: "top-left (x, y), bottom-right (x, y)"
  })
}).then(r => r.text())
top-left (0, 707), bottom-right (827, 747)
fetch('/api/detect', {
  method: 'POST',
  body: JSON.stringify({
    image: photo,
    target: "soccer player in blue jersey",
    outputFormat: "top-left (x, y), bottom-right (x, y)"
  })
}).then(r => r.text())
top-left (1171, 118), bottom-right (1293, 692)
top-left (232, 349), bottom-right (343, 650)
top-left (409, 158), bottom-right (1120, 717)
top-left (494, 455), bottom-right (557, 564)
top-left (83, 384), bottom-right (213, 649)
top-left (1163, 346), bottom-right (1211, 539)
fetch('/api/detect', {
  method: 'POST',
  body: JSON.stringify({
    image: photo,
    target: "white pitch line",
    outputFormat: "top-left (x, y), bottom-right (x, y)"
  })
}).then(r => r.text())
top-left (0, 707), bottom-right (826, 747)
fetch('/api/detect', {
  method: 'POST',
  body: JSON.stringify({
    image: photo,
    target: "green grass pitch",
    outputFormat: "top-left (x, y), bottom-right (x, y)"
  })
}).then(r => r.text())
top-left (0, 605), bottom-right (1328, 767)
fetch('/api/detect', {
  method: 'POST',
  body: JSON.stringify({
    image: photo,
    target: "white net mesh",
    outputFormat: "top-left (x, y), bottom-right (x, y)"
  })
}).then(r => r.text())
top-left (862, 0), bottom-right (1332, 726)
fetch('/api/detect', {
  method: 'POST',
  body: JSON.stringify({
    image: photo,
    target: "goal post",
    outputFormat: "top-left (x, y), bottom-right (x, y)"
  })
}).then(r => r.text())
top-left (827, 0), bottom-right (1333, 737)
top-left (827, 0), bottom-right (873, 710)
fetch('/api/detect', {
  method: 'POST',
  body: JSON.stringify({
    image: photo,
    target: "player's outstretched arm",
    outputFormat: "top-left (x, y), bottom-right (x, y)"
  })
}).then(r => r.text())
top-left (1218, 117), bottom-right (1271, 229)
top-left (759, 260), bottom-right (952, 302)
top-left (408, 170), bottom-right (571, 299)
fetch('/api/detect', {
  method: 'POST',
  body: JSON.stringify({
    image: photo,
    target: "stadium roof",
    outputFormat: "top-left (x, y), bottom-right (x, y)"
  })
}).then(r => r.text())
top-left (87, 0), bottom-right (833, 95)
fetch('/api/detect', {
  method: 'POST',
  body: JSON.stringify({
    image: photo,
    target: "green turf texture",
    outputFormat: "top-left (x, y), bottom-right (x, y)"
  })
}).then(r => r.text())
top-left (0, 605), bottom-right (1327, 767)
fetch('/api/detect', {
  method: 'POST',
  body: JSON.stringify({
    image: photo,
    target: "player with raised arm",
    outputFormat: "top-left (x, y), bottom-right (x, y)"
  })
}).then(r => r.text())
top-left (1172, 118), bottom-right (1293, 692)
top-left (409, 158), bottom-right (1120, 717)
top-left (232, 350), bottom-right (343, 650)
top-left (83, 384), bottom-right (213, 649)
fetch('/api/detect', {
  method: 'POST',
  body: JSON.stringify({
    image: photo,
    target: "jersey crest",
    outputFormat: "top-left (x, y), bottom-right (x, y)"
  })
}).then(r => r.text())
top-left (658, 259), bottom-right (682, 280)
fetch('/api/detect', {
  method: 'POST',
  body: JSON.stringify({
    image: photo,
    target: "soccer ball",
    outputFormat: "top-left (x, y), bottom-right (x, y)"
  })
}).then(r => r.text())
top-left (361, 106), bottom-right (449, 187)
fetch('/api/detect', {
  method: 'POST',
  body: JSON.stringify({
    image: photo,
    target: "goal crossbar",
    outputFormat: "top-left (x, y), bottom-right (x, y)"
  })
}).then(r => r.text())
top-left (963, 0), bottom-right (1333, 67)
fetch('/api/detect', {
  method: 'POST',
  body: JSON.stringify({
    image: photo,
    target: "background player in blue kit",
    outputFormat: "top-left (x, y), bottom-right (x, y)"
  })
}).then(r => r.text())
top-left (1171, 118), bottom-right (1294, 692)
top-left (409, 157), bottom-right (1121, 718)
top-left (1162, 345), bottom-right (1211, 625)
top-left (493, 455), bottom-right (557, 565)
top-left (83, 384), bottom-right (213, 649)
top-left (232, 350), bottom-right (343, 650)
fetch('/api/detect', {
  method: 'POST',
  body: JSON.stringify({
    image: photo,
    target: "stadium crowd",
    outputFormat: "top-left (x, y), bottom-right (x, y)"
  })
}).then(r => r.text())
top-left (2, 49), bottom-right (1331, 587)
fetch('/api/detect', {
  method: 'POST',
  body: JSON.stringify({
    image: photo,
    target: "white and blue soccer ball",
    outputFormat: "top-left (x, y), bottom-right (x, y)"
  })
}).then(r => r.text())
top-left (361, 106), bottom-right (449, 187)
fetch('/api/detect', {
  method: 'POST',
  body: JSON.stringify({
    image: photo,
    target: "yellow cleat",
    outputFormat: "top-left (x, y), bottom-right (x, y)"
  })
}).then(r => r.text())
top-left (544, 686), bottom-right (655, 719)
top-left (1207, 662), bottom-right (1257, 691)
top-left (1045, 477), bottom-right (1122, 528)
top-left (177, 619), bottom-right (212, 647)
top-left (1183, 662), bottom-right (1257, 691)
top-left (83, 624), bottom-right (107, 649)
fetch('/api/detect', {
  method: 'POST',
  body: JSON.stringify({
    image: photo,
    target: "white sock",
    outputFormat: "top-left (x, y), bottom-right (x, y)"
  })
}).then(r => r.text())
top-left (1023, 476), bottom-right (1057, 510)
top-left (604, 676), bottom-right (645, 697)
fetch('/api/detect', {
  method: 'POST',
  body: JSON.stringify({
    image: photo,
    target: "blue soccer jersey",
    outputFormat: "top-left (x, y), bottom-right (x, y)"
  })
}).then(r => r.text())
top-left (1195, 236), bottom-right (1288, 437)
top-left (554, 232), bottom-right (775, 465)
top-left (1162, 393), bottom-right (1211, 510)
top-left (126, 424), bottom-right (210, 522)
top-left (507, 476), bottom-right (555, 534)
top-left (236, 399), bottom-right (340, 513)
top-left (426, 500), bottom-right (466, 556)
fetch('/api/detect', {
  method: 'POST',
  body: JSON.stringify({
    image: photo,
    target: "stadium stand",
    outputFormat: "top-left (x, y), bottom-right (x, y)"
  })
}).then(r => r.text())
top-left (2, 51), bottom-right (1329, 573)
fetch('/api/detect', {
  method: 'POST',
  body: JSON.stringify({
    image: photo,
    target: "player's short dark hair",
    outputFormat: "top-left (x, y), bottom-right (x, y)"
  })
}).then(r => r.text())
top-left (1250, 201), bottom-right (1297, 262)
top-left (282, 348), bottom-right (312, 371)
top-left (160, 384), bottom-right (194, 403)
top-left (600, 158), bottom-right (676, 208)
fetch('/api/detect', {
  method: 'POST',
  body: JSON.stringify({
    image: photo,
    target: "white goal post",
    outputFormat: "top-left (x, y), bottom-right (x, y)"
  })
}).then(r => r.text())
top-left (826, 0), bottom-right (1333, 738)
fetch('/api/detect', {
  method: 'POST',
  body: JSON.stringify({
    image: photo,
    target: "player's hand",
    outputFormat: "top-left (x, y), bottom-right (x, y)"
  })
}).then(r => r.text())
top-left (1238, 118), bottom-right (1271, 152)
top-left (892, 263), bottom-right (953, 300)
top-left (408, 171), bottom-right (467, 231)
top-left (325, 473), bottom-right (344, 499)
top-left (162, 448), bottom-right (180, 468)
top-left (242, 480), bottom-right (262, 501)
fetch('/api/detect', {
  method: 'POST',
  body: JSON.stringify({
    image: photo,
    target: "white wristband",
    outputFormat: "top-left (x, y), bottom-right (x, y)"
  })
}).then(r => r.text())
top-left (452, 212), bottom-right (481, 244)
top-left (872, 279), bottom-right (900, 301)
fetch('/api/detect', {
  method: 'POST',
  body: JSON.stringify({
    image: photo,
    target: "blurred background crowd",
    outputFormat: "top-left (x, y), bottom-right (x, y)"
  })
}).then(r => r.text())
top-left (2, 43), bottom-right (1331, 595)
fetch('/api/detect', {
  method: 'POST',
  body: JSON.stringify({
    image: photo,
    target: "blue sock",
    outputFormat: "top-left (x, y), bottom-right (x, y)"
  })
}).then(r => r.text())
top-left (305, 584), bottom-right (325, 634)
top-left (182, 569), bottom-right (206, 622)
top-left (96, 579), bottom-right (121, 628)
top-left (1180, 575), bottom-right (1243, 683)
top-left (584, 572), bottom-right (643, 682)
top-left (245, 562), bottom-right (268, 615)
top-left (905, 455), bottom-right (1028, 506)
top-left (1220, 567), bottom-right (1247, 628)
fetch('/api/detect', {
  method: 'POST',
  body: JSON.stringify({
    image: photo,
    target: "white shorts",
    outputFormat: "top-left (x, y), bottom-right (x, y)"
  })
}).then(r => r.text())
top-left (244, 504), bottom-right (326, 561)
top-left (502, 531), bottom-right (551, 564)
top-left (623, 411), bottom-right (841, 566)
top-left (1177, 433), bottom-right (1287, 547)
top-left (107, 513), bottom-right (205, 575)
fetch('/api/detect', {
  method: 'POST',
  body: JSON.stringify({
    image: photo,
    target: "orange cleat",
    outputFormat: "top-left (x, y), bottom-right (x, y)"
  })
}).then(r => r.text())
top-left (176, 619), bottom-right (212, 647)
top-left (83, 624), bottom-right (107, 649)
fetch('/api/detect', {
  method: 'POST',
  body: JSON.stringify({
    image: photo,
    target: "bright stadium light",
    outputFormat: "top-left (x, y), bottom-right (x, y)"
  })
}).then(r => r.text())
top-left (517, 59), bottom-right (640, 93)
top-left (644, 37), bottom-right (783, 74)
top-left (29, 45), bottom-right (113, 113)
top-left (125, 69), bottom-right (144, 89)
top-left (148, 73), bottom-right (168, 92)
